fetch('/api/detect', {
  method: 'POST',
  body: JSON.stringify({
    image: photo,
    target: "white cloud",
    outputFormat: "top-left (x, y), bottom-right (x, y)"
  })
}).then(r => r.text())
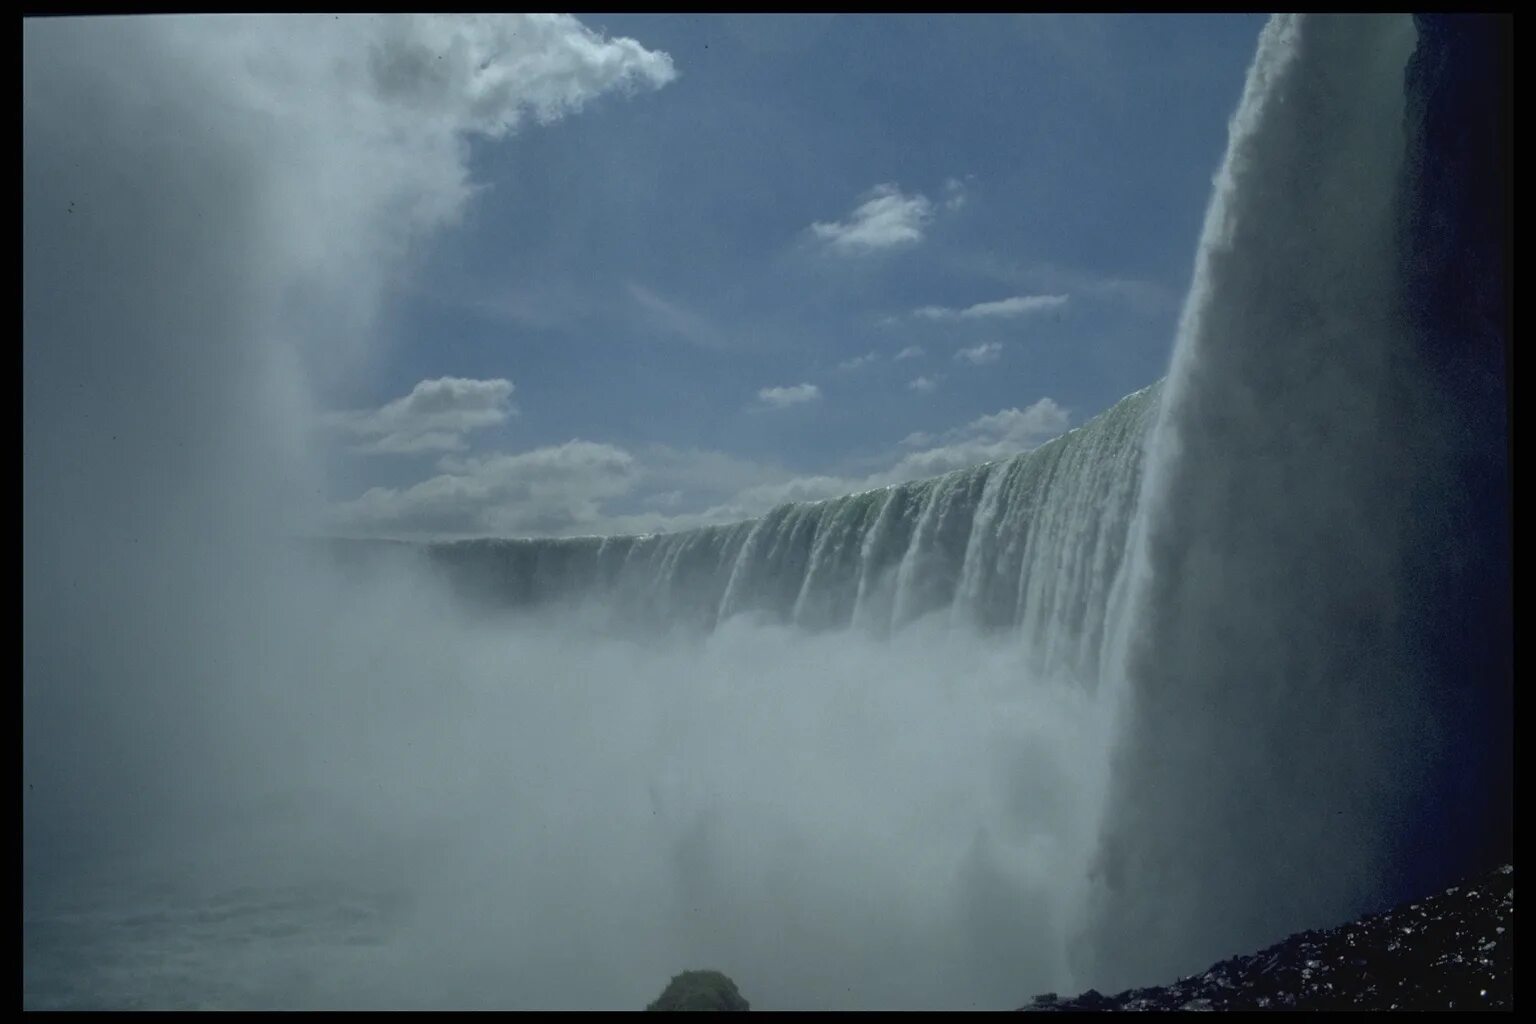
top-left (329, 438), bottom-right (811, 540)
top-left (24, 12), bottom-right (676, 546)
top-left (368, 15), bottom-right (676, 133)
top-left (880, 398), bottom-right (1071, 480)
top-left (758, 383), bottom-right (822, 408)
top-left (955, 342), bottom-right (1003, 366)
top-left (333, 440), bottom-right (640, 538)
top-left (914, 294), bottom-right (1069, 321)
top-left (22, 11), bottom-right (683, 888)
top-left (326, 398), bottom-right (1073, 539)
top-left (895, 345), bottom-right (925, 361)
top-left (811, 184), bottom-right (933, 254)
top-left (645, 397), bottom-right (1071, 526)
top-left (942, 176), bottom-right (968, 211)
top-left (685, 397), bottom-right (1073, 526)
top-left (837, 351), bottom-right (880, 371)
top-left (907, 376), bottom-right (939, 393)
top-left (326, 377), bottom-right (515, 454)
top-left (171, 15), bottom-right (676, 360)
top-left (951, 402), bottom-right (1072, 450)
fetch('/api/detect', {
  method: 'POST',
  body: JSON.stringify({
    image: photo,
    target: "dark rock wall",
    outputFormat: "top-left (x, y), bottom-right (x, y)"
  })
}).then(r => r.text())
top-left (1079, 14), bottom-right (1511, 992)
top-left (1388, 12), bottom-right (1512, 901)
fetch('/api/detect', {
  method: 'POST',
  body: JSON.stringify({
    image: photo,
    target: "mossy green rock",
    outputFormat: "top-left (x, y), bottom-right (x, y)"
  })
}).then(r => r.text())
top-left (646, 970), bottom-right (750, 1011)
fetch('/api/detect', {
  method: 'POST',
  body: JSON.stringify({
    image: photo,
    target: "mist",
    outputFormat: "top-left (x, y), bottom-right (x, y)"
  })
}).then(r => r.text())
top-left (23, 15), bottom-right (1107, 1010)
top-left (23, 12), bottom-right (1509, 1011)
top-left (30, 535), bottom-right (1122, 1008)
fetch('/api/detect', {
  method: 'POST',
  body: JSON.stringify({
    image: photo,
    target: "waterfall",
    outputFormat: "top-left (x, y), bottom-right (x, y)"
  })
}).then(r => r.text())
top-left (415, 383), bottom-right (1160, 689)
top-left (322, 12), bottom-right (1508, 998)
top-left (26, 10), bottom-right (1510, 1011)
top-left (1082, 13), bottom-right (1508, 990)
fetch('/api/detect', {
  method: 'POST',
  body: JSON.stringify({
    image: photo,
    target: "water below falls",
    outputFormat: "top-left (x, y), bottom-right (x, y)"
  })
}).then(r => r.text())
top-left (23, 11), bottom-right (1508, 1011)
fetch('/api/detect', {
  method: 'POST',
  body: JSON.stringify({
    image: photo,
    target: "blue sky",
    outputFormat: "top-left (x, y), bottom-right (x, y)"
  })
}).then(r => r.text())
top-left (30, 14), bottom-right (1266, 540)
top-left (318, 14), bottom-right (1267, 538)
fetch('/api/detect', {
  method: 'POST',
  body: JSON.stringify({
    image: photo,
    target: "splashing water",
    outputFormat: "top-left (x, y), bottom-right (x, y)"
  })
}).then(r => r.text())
top-left (25, 13), bottom-right (1506, 1011)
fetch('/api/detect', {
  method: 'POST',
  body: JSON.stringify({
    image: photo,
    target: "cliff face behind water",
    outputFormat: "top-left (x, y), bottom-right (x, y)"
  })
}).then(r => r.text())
top-left (1077, 13), bottom-right (1512, 992)
top-left (1390, 12), bottom-right (1512, 898)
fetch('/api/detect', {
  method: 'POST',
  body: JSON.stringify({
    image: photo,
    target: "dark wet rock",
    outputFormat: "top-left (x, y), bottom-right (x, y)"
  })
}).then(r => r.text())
top-left (1021, 864), bottom-right (1512, 1011)
top-left (647, 970), bottom-right (750, 1012)
top-left (1392, 10), bottom-right (1513, 909)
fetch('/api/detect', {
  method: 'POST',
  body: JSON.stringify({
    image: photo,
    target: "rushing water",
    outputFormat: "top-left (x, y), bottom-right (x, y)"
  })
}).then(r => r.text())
top-left (24, 13), bottom-right (1507, 1010)
top-left (423, 382), bottom-right (1158, 687)
top-left (1083, 13), bottom-right (1498, 990)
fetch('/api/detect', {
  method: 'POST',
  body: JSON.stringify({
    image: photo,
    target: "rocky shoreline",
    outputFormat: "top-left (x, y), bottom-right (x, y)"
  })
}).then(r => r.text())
top-left (1022, 864), bottom-right (1513, 1011)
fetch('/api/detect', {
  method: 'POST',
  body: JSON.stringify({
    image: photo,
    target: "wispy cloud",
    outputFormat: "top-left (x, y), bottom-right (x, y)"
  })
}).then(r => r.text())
top-left (895, 345), bottom-right (925, 361)
top-left (328, 397), bottom-right (1075, 539)
top-left (837, 351), bottom-right (880, 371)
top-left (941, 176), bottom-right (969, 211)
top-left (907, 375), bottom-right (939, 393)
top-left (331, 440), bottom-right (637, 538)
top-left (403, 277), bottom-right (594, 334)
top-left (913, 293), bottom-right (1069, 321)
top-left (879, 398), bottom-right (1070, 481)
top-left (955, 342), bottom-right (1003, 365)
top-left (626, 282), bottom-right (729, 351)
top-left (757, 383), bottom-right (822, 408)
top-left (325, 377), bottom-right (516, 455)
top-left (668, 397), bottom-right (1073, 526)
top-left (1080, 277), bottom-right (1178, 315)
top-left (956, 254), bottom-right (1179, 317)
top-left (811, 183), bottom-right (934, 254)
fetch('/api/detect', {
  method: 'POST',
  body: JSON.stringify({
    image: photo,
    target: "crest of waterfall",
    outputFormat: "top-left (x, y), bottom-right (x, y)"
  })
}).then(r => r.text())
top-left (414, 383), bottom-right (1160, 689)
